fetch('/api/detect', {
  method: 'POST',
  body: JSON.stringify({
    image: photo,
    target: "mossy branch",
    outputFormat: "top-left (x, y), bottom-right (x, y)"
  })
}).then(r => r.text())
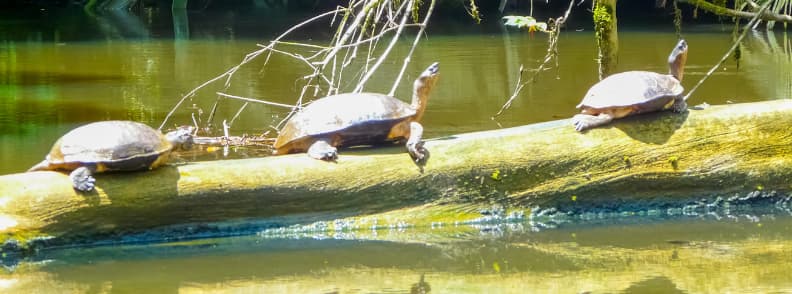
top-left (3, 100), bottom-right (792, 251)
top-left (678, 0), bottom-right (792, 23)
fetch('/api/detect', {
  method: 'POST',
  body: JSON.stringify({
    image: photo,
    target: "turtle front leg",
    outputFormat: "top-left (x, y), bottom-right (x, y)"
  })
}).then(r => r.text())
top-left (70, 165), bottom-right (97, 192)
top-left (572, 113), bottom-right (614, 132)
top-left (671, 98), bottom-right (688, 113)
top-left (406, 122), bottom-right (427, 163)
top-left (307, 139), bottom-right (338, 161)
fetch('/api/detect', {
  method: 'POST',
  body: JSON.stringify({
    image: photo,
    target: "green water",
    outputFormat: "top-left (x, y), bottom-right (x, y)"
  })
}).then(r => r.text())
top-left (2, 6), bottom-right (792, 293)
top-left (4, 212), bottom-right (792, 293)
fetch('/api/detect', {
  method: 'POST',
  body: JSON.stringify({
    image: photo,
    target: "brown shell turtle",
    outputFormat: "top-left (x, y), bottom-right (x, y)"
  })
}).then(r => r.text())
top-left (28, 121), bottom-right (194, 192)
top-left (274, 62), bottom-right (439, 161)
top-left (572, 39), bottom-right (689, 131)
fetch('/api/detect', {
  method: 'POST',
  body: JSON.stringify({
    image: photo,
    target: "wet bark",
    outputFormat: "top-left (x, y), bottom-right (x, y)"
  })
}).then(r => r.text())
top-left (2, 100), bottom-right (792, 251)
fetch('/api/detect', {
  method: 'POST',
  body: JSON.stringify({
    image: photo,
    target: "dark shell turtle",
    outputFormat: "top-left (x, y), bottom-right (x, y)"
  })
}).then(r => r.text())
top-left (274, 62), bottom-right (440, 161)
top-left (28, 121), bottom-right (194, 192)
top-left (572, 39), bottom-right (689, 132)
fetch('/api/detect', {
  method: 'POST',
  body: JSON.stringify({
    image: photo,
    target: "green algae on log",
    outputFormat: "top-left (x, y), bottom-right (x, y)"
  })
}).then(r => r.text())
top-left (2, 100), bottom-right (792, 249)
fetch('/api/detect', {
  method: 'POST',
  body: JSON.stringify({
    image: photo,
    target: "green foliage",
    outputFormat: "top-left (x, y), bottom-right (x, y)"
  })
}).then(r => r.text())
top-left (467, 0), bottom-right (481, 24)
top-left (593, 2), bottom-right (613, 43)
top-left (411, 0), bottom-right (423, 23)
top-left (490, 169), bottom-right (501, 181)
top-left (502, 16), bottom-right (548, 32)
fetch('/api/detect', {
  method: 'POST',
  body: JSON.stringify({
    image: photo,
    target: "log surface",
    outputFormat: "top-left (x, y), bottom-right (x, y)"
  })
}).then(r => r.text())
top-left (2, 100), bottom-right (792, 249)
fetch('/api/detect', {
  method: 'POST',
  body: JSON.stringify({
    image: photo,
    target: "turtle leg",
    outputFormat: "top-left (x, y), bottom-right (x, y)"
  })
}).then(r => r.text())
top-left (406, 122), bottom-right (427, 163)
top-left (307, 139), bottom-right (338, 161)
top-left (572, 113), bottom-right (614, 132)
top-left (671, 98), bottom-right (688, 113)
top-left (70, 165), bottom-right (97, 192)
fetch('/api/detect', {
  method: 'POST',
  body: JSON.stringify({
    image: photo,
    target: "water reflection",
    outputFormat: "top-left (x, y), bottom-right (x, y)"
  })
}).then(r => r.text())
top-left (742, 30), bottom-right (792, 101)
top-left (2, 212), bottom-right (792, 293)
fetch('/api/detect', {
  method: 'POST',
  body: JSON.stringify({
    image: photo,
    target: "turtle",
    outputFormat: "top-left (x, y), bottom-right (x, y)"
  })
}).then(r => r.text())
top-left (274, 62), bottom-right (440, 161)
top-left (28, 121), bottom-right (194, 192)
top-left (572, 39), bottom-right (689, 132)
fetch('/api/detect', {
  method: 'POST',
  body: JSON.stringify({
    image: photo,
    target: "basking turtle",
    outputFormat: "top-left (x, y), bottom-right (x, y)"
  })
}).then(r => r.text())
top-left (28, 121), bottom-right (194, 192)
top-left (274, 62), bottom-right (440, 161)
top-left (572, 39), bottom-right (689, 132)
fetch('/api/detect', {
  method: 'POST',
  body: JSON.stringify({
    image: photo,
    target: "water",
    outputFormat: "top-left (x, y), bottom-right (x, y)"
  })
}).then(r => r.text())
top-left (2, 6), bottom-right (792, 293)
top-left (4, 211), bottom-right (792, 293)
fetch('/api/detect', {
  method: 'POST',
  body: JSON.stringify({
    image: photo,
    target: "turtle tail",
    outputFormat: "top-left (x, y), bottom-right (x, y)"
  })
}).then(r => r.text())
top-left (27, 160), bottom-right (51, 172)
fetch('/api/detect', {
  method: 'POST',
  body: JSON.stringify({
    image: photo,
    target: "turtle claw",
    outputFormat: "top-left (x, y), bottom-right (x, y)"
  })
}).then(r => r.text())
top-left (407, 140), bottom-right (427, 163)
top-left (672, 99), bottom-right (688, 113)
top-left (70, 166), bottom-right (96, 192)
top-left (307, 140), bottom-right (338, 161)
top-left (571, 115), bottom-right (591, 132)
top-left (406, 122), bottom-right (428, 164)
top-left (572, 114), bottom-right (613, 132)
top-left (312, 149), bottom-right (338, 161)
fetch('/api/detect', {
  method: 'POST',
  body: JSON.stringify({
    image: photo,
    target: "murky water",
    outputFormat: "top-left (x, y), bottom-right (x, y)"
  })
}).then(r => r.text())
top-left (2, 6), bottom-right (792, 293)
top-left (4, 211), bottom-right (792, 293)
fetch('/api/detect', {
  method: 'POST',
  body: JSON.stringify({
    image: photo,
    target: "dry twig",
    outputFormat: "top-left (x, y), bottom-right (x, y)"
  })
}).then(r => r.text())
top-left (160, 0), bottom-right (437, 147)
top-left (682, 0), bottom-right (771, 101)
top-left (492, 0), bottom-right (575, 119)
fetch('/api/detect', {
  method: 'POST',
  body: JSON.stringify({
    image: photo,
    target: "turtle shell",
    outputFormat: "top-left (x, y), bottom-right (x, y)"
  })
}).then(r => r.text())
top-left (275, 93), bottom-right (416, 154)
top-left (577, 71), bottom-right (683, 110)
top-left (40, 121), bottom-right (172, 172)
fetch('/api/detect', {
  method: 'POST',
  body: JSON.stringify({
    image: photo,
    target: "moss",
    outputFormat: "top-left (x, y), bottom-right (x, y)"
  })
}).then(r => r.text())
top-left (0, 231), bottom-right (52, 255)
top-left (668, 156), bottom-right (680, 170)
top-left (491, 169), bottom-right (502, 181)
top-left (593, 2), bottom-right (613, 43)
top-left (593, 0), bottom-right (617, 76)
top-left (2, 100), bottom-right (792, 252)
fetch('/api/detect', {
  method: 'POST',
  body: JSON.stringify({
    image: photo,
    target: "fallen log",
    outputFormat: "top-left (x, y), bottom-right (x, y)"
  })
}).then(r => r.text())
top-left (2, 100), bottom-right (792, 251)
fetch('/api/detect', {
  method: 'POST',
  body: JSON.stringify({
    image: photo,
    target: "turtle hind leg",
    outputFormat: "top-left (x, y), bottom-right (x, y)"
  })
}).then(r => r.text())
top-left (70, 165), bottom-right (97, 192)
top-left (307, 139), bottom-right (338, 161)
top-left (406, 122), bottom-right (428, 164)
top-left (671, 98), bottom-right (688, 113)
top-left (572, 113), bottom-right (614, 132)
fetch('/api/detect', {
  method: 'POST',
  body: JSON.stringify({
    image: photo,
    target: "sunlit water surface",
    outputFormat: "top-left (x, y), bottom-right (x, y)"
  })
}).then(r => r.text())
top-left (4, 212), bottom-right (792, 293)
top-left (2, 6), bottom-right (792, 293)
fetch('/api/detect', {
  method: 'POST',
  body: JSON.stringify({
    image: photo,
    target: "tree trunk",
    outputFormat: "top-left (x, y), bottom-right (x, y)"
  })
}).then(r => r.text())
top-left (594, 0), bottom-right (618, 79)
top-left (2, 100), bottom-right (792, 252)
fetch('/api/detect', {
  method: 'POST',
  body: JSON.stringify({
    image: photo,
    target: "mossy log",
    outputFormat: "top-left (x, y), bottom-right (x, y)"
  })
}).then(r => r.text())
top-left (2, 100), bottom-right (792, 250)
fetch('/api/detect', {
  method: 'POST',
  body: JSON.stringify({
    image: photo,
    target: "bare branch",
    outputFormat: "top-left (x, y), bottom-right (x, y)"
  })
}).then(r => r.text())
top-left (158, 8), bottom-right (346, 130)
top-left (493, 0), bottom-right (574, 119)
top-left (162, 0), bottom-right (436, 142)
top-left (354, 0), bottom-right (414, 93)
top-left (318, 0), bottom-right (382, 66)
top-left (216, 92), bottom-right (298, 109)
top-left (389, 0), bottom-right (437, 97)
top-left (682, 1), bottom-right (772, 101)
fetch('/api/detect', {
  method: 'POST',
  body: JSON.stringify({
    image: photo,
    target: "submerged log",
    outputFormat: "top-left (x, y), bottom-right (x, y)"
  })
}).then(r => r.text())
top-left (2, 100), bottom-right (792, 250)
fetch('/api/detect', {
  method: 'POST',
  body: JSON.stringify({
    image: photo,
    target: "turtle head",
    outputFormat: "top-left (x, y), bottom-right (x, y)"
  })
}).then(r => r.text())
top-left (411, 62), bottom-right (440, 121)
top-left (165, 125), bottom-right (195, 151)
top-left (668, 39), bottom-right (688, 81)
